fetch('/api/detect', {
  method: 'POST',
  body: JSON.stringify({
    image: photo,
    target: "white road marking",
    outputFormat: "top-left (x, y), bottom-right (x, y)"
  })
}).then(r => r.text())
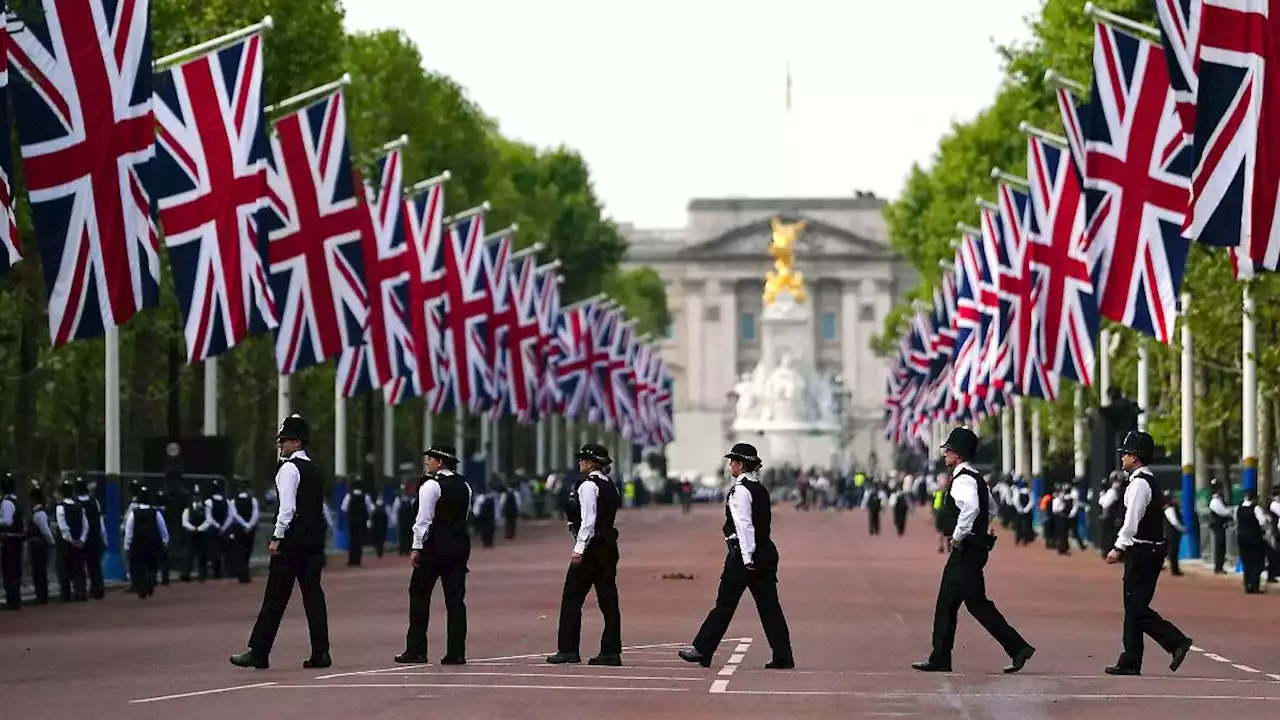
top-left (1204, 653), bottom-right (1231, 663)
top-left (1232, 664), bottom-right (1259, 673)
top-left (718, 665), bottom-right (737, 677)
top-left (734, 643), bottom-right (752, 653)
top-left (269, 682), bottom-right (689, 693)
top-left (314, 641), bottom-right (695, 680)
top-left (718, 690), bottom-right (1280, 701)
top-left (1191, 645), bottom-right (1204, 652)
top-left (708, 637), bottom-right (752, 694)
top-left (728, 653), bottom-right (745, 664)
top-left (367, 671), bottom-right (705, 681)
top-left (130, 682), bottom-right (277, 704)
top-left (709, 680), bottom-right (729, 693)
top-left (1267, 674), bottom-right (1280, 682)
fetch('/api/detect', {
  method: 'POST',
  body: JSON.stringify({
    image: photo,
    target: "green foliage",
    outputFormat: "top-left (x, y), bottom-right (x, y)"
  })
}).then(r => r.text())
top-left (0, 0), bottom-right (664, 481)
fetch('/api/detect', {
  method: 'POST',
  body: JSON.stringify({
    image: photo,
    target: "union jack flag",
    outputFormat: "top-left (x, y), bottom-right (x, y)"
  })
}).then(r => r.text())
top-left (589, 306), bottom-right (622, 428)
top-left (262, 89), bottom-right (368, 374)
top-left (608, 319), bottom-right (640, 438)
top-left (1186, 1), bottom-right (1280, 275)
top-left (949, 231), bottom-right (986, 416)
top-left (482, 228), bottom-right (517, 417)
top-left (653, 357), bottom-right (675, 444)
top-left (154, 32), bottom-right (275, 363)
top-left (404, 176), bottom-right (448, 398)
top-left (974, 206), bottom-right (1006, 405)
top-left (440, 212), bottom-right (493, 412)
top-left (7, 0), bottom-right (158, 344)
top-left (337, 144), bottom-right (414, 399)
top-left (556, 302), bottom-right (596, 419)
top-left (1157, 0), bottom-right (1201, 144)
top-left (1026, 136), bottom-right (1097, 390)
top-left (993, 185), bottom-right (1034, 398)
top-left (0, 21), bottom-right (19, 278)
top-left (631, 340), bottom-right (657, 444)
top-left (1057, 86), bottom-right (1090, 181)
top-left (1085, 22), bottom-right (1192, 345)
top-left (534, 270), bottom-right (563, 418)
top-left (502, 253), bottom-right (543, 423)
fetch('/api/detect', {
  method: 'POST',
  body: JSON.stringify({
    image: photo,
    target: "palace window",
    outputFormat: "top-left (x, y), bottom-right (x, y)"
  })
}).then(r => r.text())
top-left (860, 303), bottom-right (876, 322)
top-left (740, 312), bottom-right (757, 342)
top-left (821, 311), bottom-right (838, 340)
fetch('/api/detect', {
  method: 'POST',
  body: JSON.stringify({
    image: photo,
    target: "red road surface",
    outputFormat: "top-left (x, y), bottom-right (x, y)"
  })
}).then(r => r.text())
top-left (2, 504), bottom-right (1278, 719)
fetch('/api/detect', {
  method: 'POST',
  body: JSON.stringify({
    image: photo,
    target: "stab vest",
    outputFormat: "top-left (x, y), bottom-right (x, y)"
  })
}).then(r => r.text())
top-left (722, 478), bottom-right (772, 548)
top-left (2, 494), bottom-right (24, 536)
top-left (347, 489), bottom-right (369, 526)
top-left (208, 496), bottom-right (229, 526)
top-left (281, 456), bottom-right (327, 550)
top-left (423, 471), bottom-right (471, 555)
top-left (938, 467), bottom-right (989, 538)
top-left (568, 473), bottom-right (620, 551)
top-left (80, 497), bottom-right (103, 544)
top-left (234, 494), bottom-right (255, 525)
top-left (397, 492), bottom-right (416, 523)
top-left (866, 493), bottom-right (881, 512)
top-left (1121, 472), bottom-right (1165, 544)
top-left (132, 507), bottom-right (160, 548)
top-left (60, 501), bottom-right (84, 542)
top-left (501, 489), bottom-right (518, 519)
top-left (1237, 504), bottom-right (1263, 544)
top-left (187, 502), bottom-right (208, 530)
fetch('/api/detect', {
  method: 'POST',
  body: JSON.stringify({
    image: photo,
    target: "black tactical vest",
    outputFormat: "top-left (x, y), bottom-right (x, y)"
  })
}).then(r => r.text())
top-left (27, 505), bottom-right (47, 541)
top-left (208, 496), bottom-right (229, 525)
top-left (938, 468), bottom-right (988, 538)
top-left (282, 456), bottom-right (327, 550)
top-left (61, 501), bottom-right (85, 542)
top-left (132, 507), bottom-right (160, 548)
top-left (347, 489), bottom-right (369, 526)
top-left (234, 494), bottom-right (255, 523)
top-left (1237, 504), bottom-right (1263, 544)
top-left (80, 497), bottom-right (103, 544)
top-left (568, 473), bottom-right (619, 550)
top-left (2, 494), bottom-right (24, 536)
top-left (1122, 472), bottom-right (1165, 544)
top-left (423, 472), bottom-right (471, 554)
top-left (722, 479), bottom-right (772, 546)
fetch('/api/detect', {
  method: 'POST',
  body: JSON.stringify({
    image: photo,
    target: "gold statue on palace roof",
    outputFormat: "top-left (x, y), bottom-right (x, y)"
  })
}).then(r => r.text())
top-left (764, 217), bottom-right (808, 305)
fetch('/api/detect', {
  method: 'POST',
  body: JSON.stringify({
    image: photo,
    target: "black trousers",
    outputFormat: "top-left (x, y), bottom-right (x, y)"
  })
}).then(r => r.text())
top-left (556, 546), bottom-right (621, 656)
top-left (1117, 543), bottom-right (1188, 671)
top-left (0, 537), bottom-right (23, 608)
top-left (477, 520), bottom-right (495, 548)
top-left (158, 544), bottom-right (170, 584)
top-left (1268, 534), bottom-right (1280, 582)
top-left (397, 519), bottom-right (412, 556)
top-left (129, 545), bottom-right (159, 598)
top-left (225, 530), bottom-right (246, 581)
top-left (692, 551), bottom-right (793, 662)
top-left (503, 516), bottom-right (517, 540)
top-left (347, 525), bottom-right (366, 566)
top-left (370, 518), bottom-right (387, 558)
top-left (1055, 514), bottom-right (1071, 554)
top-left (207, 530), bottom-right (226, 578)
top-left (248, 547), bottom-right (330, 657)
top-left (1017, 513), bottom-right (1035, 545)
top-left (928, 537), bottom-right (1029, 666)
top-left (1239, 539), bottom-right (1266, 592)
top-left (1100, 522), bottom-right (1116, 558)
top-left (1211, 525), bottom-right (1227, 572)
top-left (183, 531), bottom-right (209, 580)
top-left (1165, 532), bottom-right (1182, 574)
top-left (893, 508), bottom-right (908, 536)
top-left (404, 553), bottom-right (468, 658)
top-left (84, 539), bottom-right (104, 599)
top-left (868, 510), bottom-right (881, 535)
top-left (1044, 516), bottom-right (1056, 549)
top-left (57, 542), bottom-right (87, 601)
top-left (28, 539), bottom-right (49, 602)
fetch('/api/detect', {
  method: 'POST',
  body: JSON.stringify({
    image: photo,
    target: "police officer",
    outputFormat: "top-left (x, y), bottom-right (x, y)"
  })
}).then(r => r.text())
top-left (1207, 479), bottom-right (1232, 574)
top-left (124, 486), bottom-right (170, 599)
top-left (547, 443), bottom-right (623, 666)
top-left (229, 480), bottom-right (260, 583)
top-left (913, 427), bottom-right (1035, 674)
top-left (680, 443), bottom-right (794, 669)
top-left (396, 445), bottom-right (472, 665)
top-left (1104, 431), bottom-right (1194, 676)
top-left (181, 485), bottom-right (215, 582)
top-left (231, 414), bottom-right (331, 670)
top-left (205, 479), bottom-right (233, 579)
top-left (500, 482), bottom-right (520, 540)
top-left (1235, 489), bottom-right (1268, 594)
top-left (394, 482), bottom-right (416, 556)
top-left (342, 480), bottom-right (374, 566)
top-left (73, 478), bottom-right (107, 599)
top-left (0, 473), bottom-right (24, 609)
top-left (27, 483), bottom-right (54, 605)
top-left (1162, 490), bottom-right (1185, 577)
top-left (370, 492), bottom-right (390, 559)
top-left (472, 483), bottom-right (498, 549)
top-left (1098, 472), bottom-right (1124, 558)
top-left (1013, 480), bottom-right (1035, 546)
top-left (55, 479), bottom-right (88, 602)
top-left (864, 481), bottom-right (884, 535)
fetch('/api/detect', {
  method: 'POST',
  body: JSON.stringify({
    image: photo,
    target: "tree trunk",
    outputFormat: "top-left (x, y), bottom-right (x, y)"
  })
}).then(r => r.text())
top-left (167, 336), bottom-right (181, 438)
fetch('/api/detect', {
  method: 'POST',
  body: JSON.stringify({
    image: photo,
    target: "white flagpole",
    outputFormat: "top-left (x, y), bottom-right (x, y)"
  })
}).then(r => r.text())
top-left (1137, 342), bottom-right (1149, 431)
top-left (203, 357), bottom-right (218, 435)
top-left (1073, 386), bottom-right (1087, 481)
top-left (277, 375), bottom-right (291, 422)
top-left (1001, 406), bottom-right (1014, 477)
top-left (491, 415), bottom-right (501, 477)
top-left (549, 414), bottom-right (561, 471)
top-left (422, 400), bottom-right (434, 452)
top-left (382, 398), bottom-right (395, 480)
top-left (1244, 285), bottom-right (1259, 491)
top-left (536, 418), bottom-right (548, 475)
top-left (1014, 396), bottom-right (1028, 480)
top-left (334, 392), bottom-right (347, 480)
top-left (455, 408), bottom-right (466, 476)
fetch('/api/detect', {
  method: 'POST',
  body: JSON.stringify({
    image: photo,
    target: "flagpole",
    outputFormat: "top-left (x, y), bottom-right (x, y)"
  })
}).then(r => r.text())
top-left (444, 202), bottom-right (491, 226)
top-left (1180, 292), bottom-right (1199, 559)
top-left (103, 325), bottom-right (124, 581)
top-left (1001, 406), bottom-right (1014, 479)
top-left (537, 417), bottom-right (548, 475)
top-left (266, 73), bottom-right (352, 118)
top-left (483, 224), bottom-right (519, 243)
top-left (491, 415), bottom-right (501, 478)
top-left (1044, 69), bottom-right (1088, 96)
top-left (277, 375), bottom-right (291, 424)
top-left (382, 397), bottom-right (395, 481)
top-left (153, 16), bottom-right (274, 70)
top-left (405, 170), bottom-right (451, 198)
top-left (1018, 121), bottom-right (1069, 148)
top-left (1243, 285), bottom-right (1258, 492)
top-left (1031, 405), bottom-right (1043, 487)
top-left (455, 407), bottom-right (466, 478)
top-left (334, 391), bottom-right (347, 479)
top-left (1014, 396), bottom-right (1028, 481)
top-left (1082, 2), bottom-right (1161, 39)
top-left (422, 398), bottom-right (434, 452)
top-left (990, 167), bottom-right (1029, 188)
top-left (203, 357), bottom-right (218, 435)
top-left (1073, 386), bottom-right (1086, 482)
top-left (1137, 341), bottom-right (1149, 432)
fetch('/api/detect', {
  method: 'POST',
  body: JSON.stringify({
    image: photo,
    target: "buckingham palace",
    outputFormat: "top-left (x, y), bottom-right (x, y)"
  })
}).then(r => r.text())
top-left (620, 194), bottom-right (916, 475)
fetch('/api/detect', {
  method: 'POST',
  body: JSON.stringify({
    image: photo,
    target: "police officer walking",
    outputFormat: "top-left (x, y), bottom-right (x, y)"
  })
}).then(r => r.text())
top-left (124, 486), bottom-right (170, 599)
top-left (1235, 490), bottom-right (1268, 594)
top-left (396, 445), bottom-right (472, 665)
top-left (55, 479), bottom-right (88, 603)
top-left (231, 414), bottom-right (331, 670)
top-left (0, 473), bottom-right (24, 609)
top-left (912, 427), bottom-right (1035, 674)
top-left (394, 482), bottom-right (416, 556)
top-left (27, 483), bottom-right (54, 605)
top-left (547, 443), bottom-right (623, 666)
top-left (1103, 431), bottom-right (1193, 676)
top-left (1162, 491), bottom-right (1185, 577)
top-left (1207, 480), bottom-right (1232, 574)
top-left (680, 443), bottom-right (794, 670)
top-left (342, 480), bottom-right (374, 566)
top-left (73, 478), bottom-right (107, 600)
top-left (181, 486), bottom-right (215, 582)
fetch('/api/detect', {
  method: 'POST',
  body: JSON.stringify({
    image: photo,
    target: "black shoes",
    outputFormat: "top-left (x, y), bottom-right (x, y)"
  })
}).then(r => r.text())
top-left (587, 654), bottom-right (622, 666)
top-left (229, 651), bottom-right (269, 670)
top-left (1004, 646), bottom-right (1035, 674)
top-left (765, 658), bottom-right (795, 670)
top-left (303, 652), bottom-right (332, 669)
top-left (1170, 639), bottom-right (1193, 673)
top-left (911, 660), bottom-right (952, 672)
top-left (679, 649), bottom-right (713, 668)
top-left (1104, 665), bottom-right (1140, 676)
top-left (394, 651), bottom-right (429, 664)
top-left (440, 656), bottom-right (467, 666)
top-left (545, 652), bottom-right (581, 664)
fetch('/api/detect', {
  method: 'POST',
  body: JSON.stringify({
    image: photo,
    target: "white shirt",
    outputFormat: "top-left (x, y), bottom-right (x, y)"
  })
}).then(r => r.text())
top-left (231, 493), bottom-right (260, 531)
top-left (1209, 495), bottom-right (1231, 518)
top-left (1099, 487), bottom-right (1120, 511)
top-left (273, 450), bottom-right (309, 540)
top-left (55, 500), bottom-right (88, 544)
top-left (76, 495), bottom-right (107, 539)
top-left (1271, 499), bottom-right (1280, 519)
top-left (341, 491), bottom-right (375, 525)
top-left (573, 472), bottom-right (608, 555)
top-left (182, 505), bottom-right (215, 533)
top-left (124, 505), bottom-right (171, 550)
top-left (205, 495), bottom-right (233, 533)
top-left (727, 473), bottom-right (758, 565)
top-left (31, 508), bottom-right (54, 543)
top-left (411, 471), bottom-right (471, 551)
top-left (1051, 496), bottom-right (1066, 513)
top-left (1014, 488), bottom-right (1034, 514)
top-left (949, 463), bottom-right (996, 543)
top-left (1115, 470), bottom-right (1157, 550)
top-left (1164, 506), bottom-right (1184, 533)
top-left (0, 496), bottom-right (16, 530)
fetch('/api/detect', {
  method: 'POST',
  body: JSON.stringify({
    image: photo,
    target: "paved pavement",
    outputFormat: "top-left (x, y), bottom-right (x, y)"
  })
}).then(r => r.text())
top-left (2, 504), bottom-right (1277, 719)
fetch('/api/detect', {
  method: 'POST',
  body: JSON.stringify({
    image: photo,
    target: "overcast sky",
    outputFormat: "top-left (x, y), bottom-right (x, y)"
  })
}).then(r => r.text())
top-left (343, 0), bottom-right (1042, 228)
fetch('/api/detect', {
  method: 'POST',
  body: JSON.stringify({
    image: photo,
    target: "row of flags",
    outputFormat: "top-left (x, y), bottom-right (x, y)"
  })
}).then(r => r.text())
top-left (0, 2), bottom-right (674, 447)
top-left (883, 0), bottom-right (1276, 447)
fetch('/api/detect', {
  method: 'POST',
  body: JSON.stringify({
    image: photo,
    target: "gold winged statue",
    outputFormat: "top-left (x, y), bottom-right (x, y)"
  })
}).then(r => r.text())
top-left (763, 217), bottom-right (808, 305)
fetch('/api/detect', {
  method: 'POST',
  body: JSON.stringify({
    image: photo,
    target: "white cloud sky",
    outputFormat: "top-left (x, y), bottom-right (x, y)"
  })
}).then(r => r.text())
top-left (343, 0), bottom-right (1042, 228)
